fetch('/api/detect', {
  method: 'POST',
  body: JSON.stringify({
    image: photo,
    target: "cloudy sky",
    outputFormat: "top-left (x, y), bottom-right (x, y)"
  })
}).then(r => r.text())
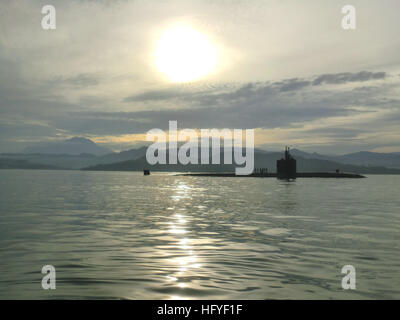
top-left (0, 0), bottom-right (399, 154)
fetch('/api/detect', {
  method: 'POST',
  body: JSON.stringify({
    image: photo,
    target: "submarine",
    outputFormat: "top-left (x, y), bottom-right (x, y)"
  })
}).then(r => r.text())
top-left (178, 147), bottom-right (365, 179)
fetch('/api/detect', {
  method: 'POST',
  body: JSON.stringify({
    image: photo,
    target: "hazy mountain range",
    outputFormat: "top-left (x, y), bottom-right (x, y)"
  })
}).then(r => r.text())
top-left (83, 149), bottom-right (400, 174)
top-left (23, 137), bottom-right (112, 156)
top-left (289, 149), bottom-right (400, 169)
top-left (1, 137), bottom-right (400, 174)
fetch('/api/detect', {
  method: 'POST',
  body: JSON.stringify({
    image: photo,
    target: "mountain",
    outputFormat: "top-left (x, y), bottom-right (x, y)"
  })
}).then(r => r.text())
top-left (0, 158), bottom-right (62, 170)
top-left (333, 151), bottom-right (400, 168)
top-left (1, 145), bottom-right (147, 169)
top-left (23, 137), bottom-right (112, 156)
top-left (4, 144), bottom-right (400, 173)
top-left (97, 146), bottom-right (148, 164)
top-left (0, 153), bottom-right (99, 169)
top-left (290, 149), bottom-right (328, 160)
top-left (290, 149), bottom-right (400, 169)
top-left (82, 150), bottom-right (400, 174)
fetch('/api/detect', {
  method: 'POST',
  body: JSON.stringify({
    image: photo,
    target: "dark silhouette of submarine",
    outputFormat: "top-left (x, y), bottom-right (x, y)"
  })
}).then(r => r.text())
top-left (277, 146), bottom-right (297, 179)
top-left (179, 147), bottom-right (365, 178)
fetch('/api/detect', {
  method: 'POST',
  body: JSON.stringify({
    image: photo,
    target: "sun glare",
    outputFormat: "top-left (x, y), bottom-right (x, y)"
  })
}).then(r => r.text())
top-left (155, 26), bottom-right (217, 82)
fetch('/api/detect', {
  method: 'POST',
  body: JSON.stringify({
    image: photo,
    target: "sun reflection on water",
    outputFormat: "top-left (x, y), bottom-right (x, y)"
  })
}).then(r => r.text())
top-left (165, 180), bottom-right (202, 299)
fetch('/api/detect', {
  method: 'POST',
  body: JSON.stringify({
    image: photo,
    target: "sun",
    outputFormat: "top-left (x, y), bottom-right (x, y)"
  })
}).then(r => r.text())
top-left (155, 26), bottom-right (217, 82)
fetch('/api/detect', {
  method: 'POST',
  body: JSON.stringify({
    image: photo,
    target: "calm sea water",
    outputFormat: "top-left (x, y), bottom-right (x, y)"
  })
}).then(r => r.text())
top-left (0, 170), bottom-right (399, 299)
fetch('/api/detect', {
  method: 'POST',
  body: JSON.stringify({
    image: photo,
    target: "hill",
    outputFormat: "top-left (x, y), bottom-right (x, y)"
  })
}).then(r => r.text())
top-left (3, 144), bottom-right (400, 174)
top-left (0, 146), bottom-right (147, 169)
top-left (23, 137), bottom-right (112, 156)
top-left (0, 158), bottom-right (62, 170)
top-left (290, 149), bottom-right (400, 169)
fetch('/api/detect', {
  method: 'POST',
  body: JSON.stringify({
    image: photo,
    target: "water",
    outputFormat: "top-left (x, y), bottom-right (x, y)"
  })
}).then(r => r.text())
top-left (0, 170), bottom-right (399, 299)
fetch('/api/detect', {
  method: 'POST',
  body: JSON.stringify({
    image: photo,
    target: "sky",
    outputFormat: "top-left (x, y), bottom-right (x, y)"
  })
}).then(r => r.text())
top-left (0, 0), bottom-right (399, 154)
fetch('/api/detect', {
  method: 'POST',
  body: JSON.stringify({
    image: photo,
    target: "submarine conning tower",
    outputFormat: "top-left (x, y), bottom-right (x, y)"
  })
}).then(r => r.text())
top-left (277, 147), bottom-right (297, 180)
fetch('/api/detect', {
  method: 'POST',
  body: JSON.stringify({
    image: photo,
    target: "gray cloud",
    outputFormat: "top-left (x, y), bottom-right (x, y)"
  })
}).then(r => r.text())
top-left (64, 103), bottom-right (351, 134)
top-left (302, 127), bottom-right (366, 139)
top-left (124, 71), bottom-right (387, 104)
top-left (313, 71), bottom-right (386, 86)
top-left (275, 79), bottom-right (311, 92)
top-left (1, 67), bottom-right (397, 151)
top-left (49, 74), bottom-right (101, 87)
top-left (1, 0), bottom-right (400, 153)
top-left (124, 88), bottom-right (194, 102)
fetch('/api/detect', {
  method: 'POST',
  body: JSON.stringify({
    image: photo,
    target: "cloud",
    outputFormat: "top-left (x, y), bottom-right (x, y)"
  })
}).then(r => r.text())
top-left (124, 71), bottom-right (387, 104)
top-left (312, 71), bottom-right (386, 86)
top-left (65, 103), bottom-right (352, 134)
top-left (275, 79), bottom-right (311, 92)
top-left (48, 74), bottom-right (101, 87)
top-left (1, 0), bottom-right (400, 153)
top-left (123, 87), bottom-right (207, 102)
top-left (67, 71), bottom-right (394, 134)
top-left (1, 64), bottom-right (398, 153)
top-left (302, 127), bottom-right (366, 139)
